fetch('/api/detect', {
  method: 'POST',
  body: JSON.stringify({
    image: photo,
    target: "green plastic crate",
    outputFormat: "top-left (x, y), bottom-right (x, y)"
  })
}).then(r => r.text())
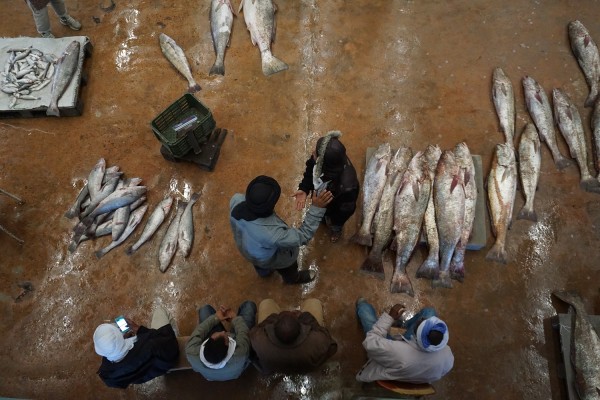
top-left (151, 94), bottom-right (216, 157)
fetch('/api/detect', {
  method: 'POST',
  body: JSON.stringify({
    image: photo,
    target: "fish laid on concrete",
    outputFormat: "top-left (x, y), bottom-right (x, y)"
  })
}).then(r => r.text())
top-left (449, 142), bottom-right (477, 282)
top-left (432, 150), bottom-right (464, 288)
top-left (517, 123), bottom-right (542, 221)
top-left (159, 33), bottom-right (201, 93)
top-left (492, 67), bottom-right (516, 147)
top-left (360, 147), bottom-right (412, 279)
top-left (64, 184), bottom-right (89, 219)
top-left (178, 192), bottom-right (200, 258)
top-left (351, 143), bottom-right (392, 247)
top-left (210, 0), bottom-right (234, 76)
top-left (486, 143), bottom-right (517, 264)
top-left (127, 196), bottom-right (174, 255)
top-left (111, 194), bottom-right (146, 241)
top-left (238, 0), bottom-right (288, 76)
top-left (47, 40), bottom-right (80, 117)
top-left (552, 291), bottom-right (600, 400)
top-left (592, 99), bottom-right (600, 180)
top-left (416, 144), bottom-right (442, 280)
top-left (391, 152), bottom-right (430, 295)
top-left (86, 158), bottom-right (106, 201)
top-left (523, 76), bottom-right (572, 170)
top-left (568, 20), bottom-right (600, 108)
top-left (159, 202), bottom-right (185, 272)
top-left (77, 186), bottom-right (147, 229)
top-left (553, 88), bottom-right (600, 192)
top-left (95, 204), bottom-right (148, 259)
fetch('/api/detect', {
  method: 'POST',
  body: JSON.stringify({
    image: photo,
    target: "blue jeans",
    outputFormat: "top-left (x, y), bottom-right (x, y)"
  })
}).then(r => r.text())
top-left (356, 300), bottom-right (378, 335)
top-left (402, 307), bottom-right (437, 339)
top-left (198, 301), bottom-right (257, 336)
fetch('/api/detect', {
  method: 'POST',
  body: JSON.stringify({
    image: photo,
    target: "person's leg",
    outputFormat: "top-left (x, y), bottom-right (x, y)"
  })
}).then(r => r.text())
top-left (300, 298), bottom-right (324, 326)
top-left (27, 3), bottom-right (52, 35)
top-left (48, 0), bottom-right (67, 16)
top-left (236, 301), bottom-right (257, 330)
top-left (277, 262), bottom-right (315, 284)
top-left (49, 0), bottom-right (82, 30)
top-left (355, 299), bottom-right (378, 335)
top-left (150, 305), bottom-right (175, 331)
top-left (257, 299), bottom-right (280, 324)
top-left (198, 304), bottom-right (225, 334)
top-left (402, 307), bottom-right (437, 339)
top-left (254, 265), bottom-right (273, 277)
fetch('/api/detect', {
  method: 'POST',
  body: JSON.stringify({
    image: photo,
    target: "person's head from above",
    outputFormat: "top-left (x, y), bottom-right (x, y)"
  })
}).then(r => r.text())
top-left (93, 323), bottom-right (134, 362)
top-left (203, 331), bottom-right (230, 364)
top-left (274, 311), bottom-right (301, 344)
top-left (415, 316), bottom-right (449, 353)
top-left (316, 131), bottom-right (347, 181)
top-left (245, 175), bottom-right (281, 217)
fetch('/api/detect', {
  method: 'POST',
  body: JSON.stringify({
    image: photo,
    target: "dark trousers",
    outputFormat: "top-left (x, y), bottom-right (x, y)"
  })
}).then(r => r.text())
top-left (253, 262), bottom-right (299, 284)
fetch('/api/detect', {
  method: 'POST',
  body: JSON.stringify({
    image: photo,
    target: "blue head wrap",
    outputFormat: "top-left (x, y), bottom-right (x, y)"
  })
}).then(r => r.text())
top-left (416, 316), bottom-right (449, 352)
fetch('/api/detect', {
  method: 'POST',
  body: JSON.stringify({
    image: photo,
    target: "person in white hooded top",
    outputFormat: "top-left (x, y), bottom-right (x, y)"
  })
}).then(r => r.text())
top-left (355, 299), bottom-right (454, 384)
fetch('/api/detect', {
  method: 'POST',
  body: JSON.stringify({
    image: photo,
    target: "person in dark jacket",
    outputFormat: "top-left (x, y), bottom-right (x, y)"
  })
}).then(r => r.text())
top-left (24, 0), bottom-right (81, 38)
top-left (293, 131), bottom-right (359, 242)
top-left (93, 305), bottom-right (179, 389)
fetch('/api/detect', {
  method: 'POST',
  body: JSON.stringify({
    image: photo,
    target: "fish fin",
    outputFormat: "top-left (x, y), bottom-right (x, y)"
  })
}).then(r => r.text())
top-left (485, 242), bottom-right (508, 264)
top-left (209, 61), bottom-right (225, 76)
top-left (501, 167), bottom-right (511, 182)
top-left (585, 88), bottom-right (598, 108)
top-left (125, 246), bottom-right (135, 256)
top-left (416, 258), bottom-right (439, 280)
top-left (464, 168), bottom-right (471, 186)
top-left (95, 249), bottom-right (105, 259)
top-left (555, 157), bottom-right (571, 170)
top-left (46, 102), bottom-right (60, 117)
top-left (584, 35), bottom-right (591, 47)
top-left (534, 91), bottom-right (543, 105)
top-left (581, 177), bottom-right (600, 193)
top-left (449, 258), bottom-right (465, 283)
top-left (350, 232), bottom-right (373, 247)
top-left (390, 270), bottom-right (414, 295)
top-left (261, 52), bottom-right (288, 76)
top-left (517, 205), bottom-right (537, 222)
top-left (431, 271), bottom-right (453, 289)
top-left (188, 82), bottom-right (202, 93)
top-left (359, 254), bottom-right (385, 280)
top-left (412, 182), bottom-right (420, 201)
top-left (450, 175), bottom-right (460, 193)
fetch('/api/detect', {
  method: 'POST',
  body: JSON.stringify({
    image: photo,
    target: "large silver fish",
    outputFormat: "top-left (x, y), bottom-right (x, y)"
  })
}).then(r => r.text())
top-left (359, 147), bottom-right (412, 279)
top-left (391, 152), bottom-right (430, 295)
top-left (159, 202), bottom-right (185, 272)
top-left (178, 192), bottom-right (200, 258)
top-left (449, 142), bottom-right (476, 282)
top-left (492, 67), bottom-right (516, 147)
top-left (432, 150), bottom-right (464, 288)
top-left (592, 99), bottom-right (600, 180)
top-left (351, 143), bottom-right (391, 247)
top-left (517, 123), bottom-right (542, 221)
top-left (95, 204), bottom-right (148, 259)
top-left (552, 291), bottom-right (600, 400)
top-left (486, 143), bottom-right (517, 264)
top-left (238, 0), bottom-right (288, 76)
top-left (87, 158), bottom-right (106, 202)
top-left (127, 196), bottom-right (174, 255)
top-left (47, 40), bottom-right (80, 117)
top-left (416, 144), bottom-right (442, 280)
top-left (159, 33), bottom-right (201, 93)
top-left (553, 88), bottom-right (599, 192)
top-left (568, 20), bottom-right (600, 108)
top-left (210, 0), bottom-right (234, 76)
top-left (523, 76), bottom-right (572, 170)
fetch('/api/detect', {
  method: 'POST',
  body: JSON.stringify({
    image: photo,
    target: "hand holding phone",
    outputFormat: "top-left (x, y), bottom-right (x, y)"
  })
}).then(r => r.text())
top-left (115, 315), bottom-right (130, 334)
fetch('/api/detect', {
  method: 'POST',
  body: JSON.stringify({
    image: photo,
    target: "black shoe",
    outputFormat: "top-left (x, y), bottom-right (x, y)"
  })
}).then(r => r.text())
top-left (290, 270), bottom-right (316, 284)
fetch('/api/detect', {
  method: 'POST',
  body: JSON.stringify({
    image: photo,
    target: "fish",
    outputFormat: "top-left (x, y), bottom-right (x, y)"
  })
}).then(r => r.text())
top-left (47, 41), bottom-right (80, 117)
top-left (95, 204), bottom-right (148, 259)
top-left (79, 175), bottom-right (122, 219)
top-left (416, 144), bottom-right (442, 280)
top-left (64, 184), bottom-right (89, 219)
top-left (178, 192), bottom-right (201, 258)
top-left (210, 0), bottom-right (234, 76)
top-left (523, 76), bottom-right (572, 170)
top-left (517, 123), bottom-right (542, 221)
top-left (76, 186), bottom-right (147, 231)
top-left (350, 143), bottom-right (392, 247)
top-left (592, 98), bottom-right (600, 180)
top-left (485, 143), bottom-right (517, 264)
top-left (159, 33), bottom-right (201, 93)
top-left (449, 143), bottom-right (477, 282)
top-left (568, 20), bottom-right (600, 108)
top-left (127, 196), bottom-right (174, 255)
top-left (359, 147), bottom-right (412, 278)
top-left (86, 158), bottom-right (106, 201)
top-left (552, 291), bottom-right (600, 400)
top-left (553, 88), bottom-right (600, 192)
top-left (238, 0), bottom-right (288, 76)
top-left (159, 202), bottom-right (185, 272)
top-left (391, 152), bottom-right (431, 295)
top-left (432, 150), bottom-right (465, 288)
top-left (111, 195), bottom-right (145, 242)
top-left (492, 67), bottom-right (516, 146)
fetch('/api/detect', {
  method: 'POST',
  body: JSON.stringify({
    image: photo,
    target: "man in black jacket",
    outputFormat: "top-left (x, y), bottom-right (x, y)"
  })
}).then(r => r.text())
top-left (93, 305), bottom-right (179, 388)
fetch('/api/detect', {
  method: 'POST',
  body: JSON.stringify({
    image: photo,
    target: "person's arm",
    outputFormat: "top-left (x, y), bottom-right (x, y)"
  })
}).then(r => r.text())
top-left (362, 312), bottom-right (407, 369)
top-left (231, 316), bottom-right (250, 356)
top-left (298, 158), bottom-right (316, 193)
top-left (185, 315), bottom-right (220, 356)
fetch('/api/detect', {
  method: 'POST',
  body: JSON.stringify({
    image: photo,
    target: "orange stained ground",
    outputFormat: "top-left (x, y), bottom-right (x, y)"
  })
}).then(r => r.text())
top-left (1, 1), bottom-right (599, 399)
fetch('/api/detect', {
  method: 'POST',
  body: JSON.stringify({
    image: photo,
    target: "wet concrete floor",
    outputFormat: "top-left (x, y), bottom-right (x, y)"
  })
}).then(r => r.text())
top-left (1, 1), bottom-right (599, 399)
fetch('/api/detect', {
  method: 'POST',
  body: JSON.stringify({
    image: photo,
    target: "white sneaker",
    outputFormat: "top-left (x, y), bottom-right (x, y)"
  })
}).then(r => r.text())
top-left (59, 15), bottom-right (82, 30)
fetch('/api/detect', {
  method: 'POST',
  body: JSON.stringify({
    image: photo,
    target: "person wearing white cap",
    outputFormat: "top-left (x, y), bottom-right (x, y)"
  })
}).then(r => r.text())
top-left (355, 299), bottom-right (454, 384)
top-left (93, 305), bottom-right (179, 388)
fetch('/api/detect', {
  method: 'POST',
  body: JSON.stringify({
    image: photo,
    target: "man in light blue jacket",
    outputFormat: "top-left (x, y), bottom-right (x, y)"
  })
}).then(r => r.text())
top-left (230, 175), bottom-right (333, 284)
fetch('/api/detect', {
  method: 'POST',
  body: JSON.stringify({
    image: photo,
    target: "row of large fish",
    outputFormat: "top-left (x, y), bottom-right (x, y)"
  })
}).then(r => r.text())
top-left (351, 142), bottom-right (477, 296)
top-left (65, 158), bottom-right (199, 272)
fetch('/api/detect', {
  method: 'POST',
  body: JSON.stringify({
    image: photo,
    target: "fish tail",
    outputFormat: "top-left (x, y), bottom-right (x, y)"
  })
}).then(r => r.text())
top-left (187, 82), bottom-right (202, 93)
top-left (517, 204), bottom-right (537, 222)
top-left (209, 60), bottom-right (225, 76)
top-left (125, 245), bottom-right (136, 256)
top-left (350, 231), bottom-right (373, 247)
top-left (485, 241), bottom-right (508, 264)
top-left (449, 261), bottom-right (465, 283)
top-left (390, 270), bottom-right (414, 295)
top-left (416, 257), bottom-right (439, 280)
top-left (67, 240), bottom-right (79, 253)
top-left (431, 270), bottom-right (453, 289)
top-left (64, 209), bottom-right (77, 219)
top-left (261, 51), bottom-right (288, 76)
top-left (359, 254), bottom-right (385, 280)
top-left (554, 156), bottom-right (571, 171)
top-left (580, 177), bottom-right (600, 193)
top-left (584, 87), bottom-right (598, 108)
top-left (95, 249), bottom-right (106, 259)
top-left (46, 102), bottom-right (60, 117)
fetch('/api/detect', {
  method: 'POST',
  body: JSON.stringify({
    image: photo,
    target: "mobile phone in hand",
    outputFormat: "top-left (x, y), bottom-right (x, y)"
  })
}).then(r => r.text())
top-left (115, 315), bottom-right (130, 334)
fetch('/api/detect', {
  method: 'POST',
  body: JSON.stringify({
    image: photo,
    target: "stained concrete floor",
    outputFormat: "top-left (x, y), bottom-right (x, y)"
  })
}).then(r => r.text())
top-left (1, 1), bottom-right (600, 399)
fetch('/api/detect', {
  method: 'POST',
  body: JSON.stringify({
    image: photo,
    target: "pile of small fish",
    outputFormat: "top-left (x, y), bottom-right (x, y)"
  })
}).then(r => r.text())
top-left (65, 158), bottom-right (199, 272)
top-left (488, 20), bottom-right (600, 264)
top-left (351, 142), bottom-right (477, 295)
top-left (0, 46), bottom-right (56, 109)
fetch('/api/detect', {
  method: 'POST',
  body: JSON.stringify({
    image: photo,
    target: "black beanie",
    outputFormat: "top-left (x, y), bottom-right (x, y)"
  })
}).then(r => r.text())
top-left (245, 176), bottom-right (281, 217)
top-left (317, 137), bottom-right (346, 177)
top-left (203, 337), bottom-right (228, 364)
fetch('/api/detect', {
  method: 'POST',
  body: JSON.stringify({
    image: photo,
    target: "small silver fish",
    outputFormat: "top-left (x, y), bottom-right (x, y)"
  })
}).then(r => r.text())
top-left (159, 33), bottom-right (201, 93)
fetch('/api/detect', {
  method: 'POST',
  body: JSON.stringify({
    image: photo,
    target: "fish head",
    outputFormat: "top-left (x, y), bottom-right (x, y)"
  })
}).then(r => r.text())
top-left (436, 150), bottom-right (457, 176)
top-left (389, 146), bottom-right (413, 174)
top-left (453, 142), bottom-right (471, 161)
top-left (495, 143), bottom-right (516, 166)
top-left (424, 144), bottom-right (442, 172)
top-left (374, 142), bottom-right (392, 160)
